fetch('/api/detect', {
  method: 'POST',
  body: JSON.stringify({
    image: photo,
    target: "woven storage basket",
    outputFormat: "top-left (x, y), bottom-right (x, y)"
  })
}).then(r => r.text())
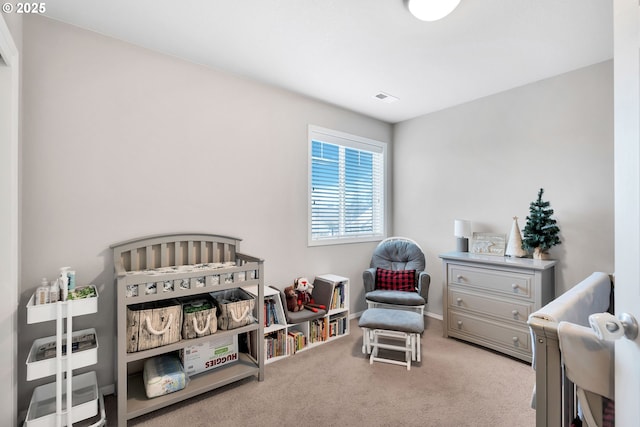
top-left (126, 299), bottom-right (182, 352)
top-left (181, 295), bottom-right (217, 339)
top-left (211, 288), bottom-right (256, 330)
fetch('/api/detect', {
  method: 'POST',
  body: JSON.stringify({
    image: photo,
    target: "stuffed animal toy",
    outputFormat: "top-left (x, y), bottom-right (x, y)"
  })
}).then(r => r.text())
top-left (294, 277), bottom-right (326, 312)
top-left (284, 285), bottom-right (303, 312)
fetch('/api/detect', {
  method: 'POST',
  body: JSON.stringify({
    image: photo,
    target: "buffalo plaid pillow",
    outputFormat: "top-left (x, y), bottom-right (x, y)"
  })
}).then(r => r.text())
top-left (375, 268), bottom-right (416, 292)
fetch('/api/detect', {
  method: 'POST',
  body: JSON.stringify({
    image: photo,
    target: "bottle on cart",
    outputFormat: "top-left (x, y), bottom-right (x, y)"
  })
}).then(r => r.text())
top-left (67, 269), bottom-right (76, 292)
top-left (48, 277), bottom-right (59, 303)
top-left (35, 278), bottom-right (49, 305)
top-left (58, 267), bottom-right (70, 301)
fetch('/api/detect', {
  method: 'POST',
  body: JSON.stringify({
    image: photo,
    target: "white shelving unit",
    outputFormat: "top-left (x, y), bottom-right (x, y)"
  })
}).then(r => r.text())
top-left (24, 287), bottom-right (105, 427)
top-left (315, 274), bottom-right (350, 343)
top-left (261, 286), bottom-right (289, 364)
top-left (245, 274), bottom-right (350, 363)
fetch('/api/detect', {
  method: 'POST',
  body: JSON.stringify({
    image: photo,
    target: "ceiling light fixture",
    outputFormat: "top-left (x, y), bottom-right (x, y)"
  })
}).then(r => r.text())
top-left (406, 0), bottom-right (461, 22)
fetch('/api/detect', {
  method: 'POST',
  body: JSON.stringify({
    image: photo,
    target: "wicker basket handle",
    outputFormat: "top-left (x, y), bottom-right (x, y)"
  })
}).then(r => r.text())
top-left (144, 314), bottom-right (174, 336)
top-left (230, 306), bottom-right (250, 323)
top-left (192, 314), bottom-right (211, 335)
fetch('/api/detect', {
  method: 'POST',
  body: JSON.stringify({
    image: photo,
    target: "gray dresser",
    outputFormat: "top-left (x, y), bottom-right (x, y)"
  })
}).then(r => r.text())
top-left (439, 252), bottom-right (556, 362)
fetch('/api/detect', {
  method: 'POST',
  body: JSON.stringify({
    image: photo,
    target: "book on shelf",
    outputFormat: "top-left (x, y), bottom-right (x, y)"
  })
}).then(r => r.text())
top-left (287, 330), bottom-right (306, 354)
top-left (329, 282), bottom-right (346, 310)
top-left (264, 329), bottom-right (287, 359)
top-left (328, 315), bottom-right (347, 337)
top-left (309, 317), bottom-right (328, 343)
top-left (264, 297), bottom-right (284, 327)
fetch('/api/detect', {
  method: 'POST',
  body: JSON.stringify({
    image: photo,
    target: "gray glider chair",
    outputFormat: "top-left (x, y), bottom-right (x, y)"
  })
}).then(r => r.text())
top-left (363, 237), bottom-right (430, 315)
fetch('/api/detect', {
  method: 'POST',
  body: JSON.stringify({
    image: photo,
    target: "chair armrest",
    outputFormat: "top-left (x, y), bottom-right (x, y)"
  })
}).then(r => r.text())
top-left (418, 271), bottom-right (430, 301)
top-left (363, 268), bottom-right (376, 293)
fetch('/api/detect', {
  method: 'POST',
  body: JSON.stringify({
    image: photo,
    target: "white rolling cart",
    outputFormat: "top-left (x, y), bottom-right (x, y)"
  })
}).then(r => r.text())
top-left (24, 286), bottom-right (106, 427)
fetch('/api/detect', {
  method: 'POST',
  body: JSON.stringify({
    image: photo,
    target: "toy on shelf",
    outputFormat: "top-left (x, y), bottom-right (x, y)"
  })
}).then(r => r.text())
top-left (294, 277), bottom-right (326, 313)
top-left (284, 285), bottom-right (302, 312)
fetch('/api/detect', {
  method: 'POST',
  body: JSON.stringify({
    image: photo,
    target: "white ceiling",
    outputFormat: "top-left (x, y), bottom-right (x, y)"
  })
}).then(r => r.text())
top-left (42, 0), bottom-right (612, 124)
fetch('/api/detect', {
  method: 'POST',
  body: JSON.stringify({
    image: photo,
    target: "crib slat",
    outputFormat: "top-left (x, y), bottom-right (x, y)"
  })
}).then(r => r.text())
top-left (188, 241), bottom-right (194, 265)
top-left (213, 243), bottom-right (220, 263)
top-left (161, 243), bottom-right (167, 267)
top-left (130, 249), bottom-right (138, 271)
top-left (173, 241), bottom-right (178, 266)
top-left (145, 245), bottom-right (152, 269)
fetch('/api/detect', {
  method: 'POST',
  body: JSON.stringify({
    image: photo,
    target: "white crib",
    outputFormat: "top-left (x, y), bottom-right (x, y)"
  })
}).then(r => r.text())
top-left (527, 272), bottom-right (614, 427)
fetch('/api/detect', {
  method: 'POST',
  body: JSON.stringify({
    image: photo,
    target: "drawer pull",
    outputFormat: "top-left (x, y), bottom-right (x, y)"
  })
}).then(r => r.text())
top-left (512, 336), bottom-right (519, 343)
top-left (511, 283), bottom-right (518, 291)
top-left (456, 275), bottom-right (464, 281)
top-left (457, 320), bottom-right (463, 328)
top-left (456, 298), bottom-right (463, 305)
top-left (512, 310), bottom-right (519, 317)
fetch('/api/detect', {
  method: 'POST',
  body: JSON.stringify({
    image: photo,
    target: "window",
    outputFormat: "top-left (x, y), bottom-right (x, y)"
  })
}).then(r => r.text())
top-left (308, 125), bottom-right (387, 246)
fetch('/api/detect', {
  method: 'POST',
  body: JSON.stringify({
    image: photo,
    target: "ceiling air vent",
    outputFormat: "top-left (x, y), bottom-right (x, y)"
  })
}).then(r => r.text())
top-left (374, 92), bottom-right (399, 104)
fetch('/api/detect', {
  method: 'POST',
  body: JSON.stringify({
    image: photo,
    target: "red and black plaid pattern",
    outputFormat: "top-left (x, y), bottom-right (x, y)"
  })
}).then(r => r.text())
top-left (375, 268), bottom-right (416, 292)
top-left (602, 397), bottom-right (614, 427)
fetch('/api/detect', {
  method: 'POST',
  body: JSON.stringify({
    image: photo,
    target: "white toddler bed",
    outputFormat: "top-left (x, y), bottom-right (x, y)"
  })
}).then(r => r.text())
top-left (527, 272), bottom-right (614, 427)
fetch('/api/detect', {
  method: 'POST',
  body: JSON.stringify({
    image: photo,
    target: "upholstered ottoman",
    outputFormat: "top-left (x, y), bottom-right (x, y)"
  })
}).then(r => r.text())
top-left (359, 308), bottom-right (424, 370)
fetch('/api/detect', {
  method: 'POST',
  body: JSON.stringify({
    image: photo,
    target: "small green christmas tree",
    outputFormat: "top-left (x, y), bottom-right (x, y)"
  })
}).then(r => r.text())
top-left (522, 188), bottom-right (561, 258)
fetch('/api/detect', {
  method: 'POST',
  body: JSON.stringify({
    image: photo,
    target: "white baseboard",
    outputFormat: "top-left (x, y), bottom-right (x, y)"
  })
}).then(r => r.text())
top-left (426, 311), bottom-right (443, 321)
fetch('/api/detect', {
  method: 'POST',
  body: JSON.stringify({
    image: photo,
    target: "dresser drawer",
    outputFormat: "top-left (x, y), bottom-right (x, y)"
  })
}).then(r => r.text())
top-left (448, 288), bottom-right (532, 324)
top-left (449, 264), bottom-right (533, 299)
top-left (448, 310), bottom-right (531, 354)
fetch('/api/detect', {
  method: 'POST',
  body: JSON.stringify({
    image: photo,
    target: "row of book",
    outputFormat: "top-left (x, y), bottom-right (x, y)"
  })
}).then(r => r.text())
top-left (288, 330), bottom-right (306, 355)
top-left (328, 315), bottom-right (348, 338)
top-left (309, 318), bottom-right (328, 344)
top-left (264, 330), bottom-right (287, 359)
top-left (262, 317), bottom-right (348, 360)
top-left (264, 330), bottom-right (307, 360)
top-left (309, 316), bottom-right (348, 343)
top-left (329, 282), bottom-right (346, 310)
top-left (264, 297), bottom-right (285, 327)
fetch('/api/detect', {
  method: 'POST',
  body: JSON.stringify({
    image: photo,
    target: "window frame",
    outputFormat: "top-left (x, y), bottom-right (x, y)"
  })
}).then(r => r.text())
top-left (307, 125), bottom-right (388, 247)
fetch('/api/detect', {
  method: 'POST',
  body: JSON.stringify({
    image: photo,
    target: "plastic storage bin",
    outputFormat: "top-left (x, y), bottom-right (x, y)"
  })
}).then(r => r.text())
top-left (24, 371), bottom-right (98, 427)
top-left (26, 328), bottom-right (98, 381)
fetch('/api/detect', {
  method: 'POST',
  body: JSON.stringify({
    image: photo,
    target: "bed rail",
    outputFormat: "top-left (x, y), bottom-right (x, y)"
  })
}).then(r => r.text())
top-left (111, 232), bottom-right (242, 276)
top-left (527, 272), bottom-right (613, 427)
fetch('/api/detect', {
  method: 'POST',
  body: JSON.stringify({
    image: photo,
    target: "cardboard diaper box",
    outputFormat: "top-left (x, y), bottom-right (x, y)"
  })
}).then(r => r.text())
top-left (179, 334), bottom-right (238, 376)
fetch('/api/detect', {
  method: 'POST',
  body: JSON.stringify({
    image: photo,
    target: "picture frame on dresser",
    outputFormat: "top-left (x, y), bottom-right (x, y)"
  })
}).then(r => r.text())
top-left (470, 232), bottom-right (506, 256)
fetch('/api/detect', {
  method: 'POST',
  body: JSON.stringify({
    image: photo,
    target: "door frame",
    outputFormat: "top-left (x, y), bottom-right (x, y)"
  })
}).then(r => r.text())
top-left (613, 0), bottom-right (640, 425)
top-left (0, 12), bottom-right (19, 427)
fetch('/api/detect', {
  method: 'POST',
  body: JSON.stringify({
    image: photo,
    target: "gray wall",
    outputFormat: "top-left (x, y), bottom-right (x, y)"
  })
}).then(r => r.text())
top-left (393, 61), bottom-right (614, 317)
top-left (19, 15), bottom-right (391, 407)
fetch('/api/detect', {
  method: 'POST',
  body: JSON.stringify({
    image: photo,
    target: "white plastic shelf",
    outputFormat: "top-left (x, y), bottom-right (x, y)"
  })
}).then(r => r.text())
top-left (24, 371), bottom-right (99, 427)
top-left (26, 328), bottom-right (98, 381)
top-left (26, 286), bottom-right (99, 324)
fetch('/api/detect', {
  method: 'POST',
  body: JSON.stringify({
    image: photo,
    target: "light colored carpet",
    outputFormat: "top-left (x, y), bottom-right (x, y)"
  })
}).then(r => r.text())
top-left (104, 317), bottom-right (536, 426)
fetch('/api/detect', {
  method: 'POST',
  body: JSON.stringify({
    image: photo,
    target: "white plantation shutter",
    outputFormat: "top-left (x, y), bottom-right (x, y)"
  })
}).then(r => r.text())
top-left (308, 126), bottom-right (386, 246)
